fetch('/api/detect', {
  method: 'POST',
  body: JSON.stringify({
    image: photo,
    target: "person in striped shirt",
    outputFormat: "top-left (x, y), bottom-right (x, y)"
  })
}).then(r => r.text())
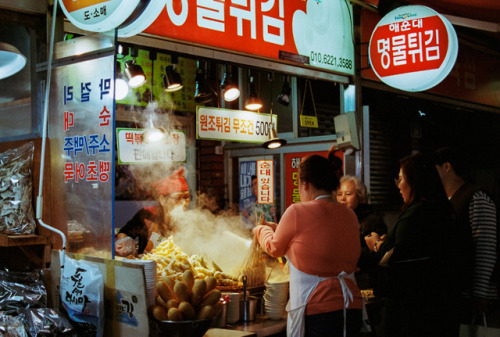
top-left (434, 147), bottom-right (498, 324)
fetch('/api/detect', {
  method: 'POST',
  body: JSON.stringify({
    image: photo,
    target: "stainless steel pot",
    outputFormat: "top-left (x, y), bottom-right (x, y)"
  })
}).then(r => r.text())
top-left (240, 296), bottom-right (257, 322)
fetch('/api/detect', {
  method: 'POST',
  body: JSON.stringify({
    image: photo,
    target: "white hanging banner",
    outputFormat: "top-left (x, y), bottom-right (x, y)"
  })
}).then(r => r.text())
top-left (196, 107), bottom-right (278, 143)
top-left (116, 128), bottom-right (186, 164)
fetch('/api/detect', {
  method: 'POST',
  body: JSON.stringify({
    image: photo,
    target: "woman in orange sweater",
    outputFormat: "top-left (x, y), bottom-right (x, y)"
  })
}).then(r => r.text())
top-left (253, 154), bottom-right (363, 337)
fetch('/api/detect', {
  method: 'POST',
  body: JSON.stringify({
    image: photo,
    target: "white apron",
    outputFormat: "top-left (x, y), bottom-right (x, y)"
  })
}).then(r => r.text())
top-left (286, 259), bottom-right (356, 337)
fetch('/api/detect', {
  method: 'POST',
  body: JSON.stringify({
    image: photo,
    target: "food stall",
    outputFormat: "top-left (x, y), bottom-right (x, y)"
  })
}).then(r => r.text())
top-left (0, 0), bottom-right (361, 336)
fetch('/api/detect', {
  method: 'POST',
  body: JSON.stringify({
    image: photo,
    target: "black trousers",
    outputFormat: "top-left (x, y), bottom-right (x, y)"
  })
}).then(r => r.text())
top-left (305, 309), bottom-right (362, 337)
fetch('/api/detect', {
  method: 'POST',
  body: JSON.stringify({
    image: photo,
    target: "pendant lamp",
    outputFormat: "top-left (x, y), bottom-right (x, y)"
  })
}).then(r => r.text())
top-left (0, 42), bottom-right (27, 80)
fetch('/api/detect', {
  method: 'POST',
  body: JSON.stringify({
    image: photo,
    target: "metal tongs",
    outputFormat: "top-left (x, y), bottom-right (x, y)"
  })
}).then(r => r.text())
top-left (242, 275), bottom-right (248, 301)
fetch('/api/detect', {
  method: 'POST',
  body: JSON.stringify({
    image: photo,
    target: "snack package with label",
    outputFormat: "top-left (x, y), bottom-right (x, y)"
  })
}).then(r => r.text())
top-left (60, 256), bottom-right (104, 337)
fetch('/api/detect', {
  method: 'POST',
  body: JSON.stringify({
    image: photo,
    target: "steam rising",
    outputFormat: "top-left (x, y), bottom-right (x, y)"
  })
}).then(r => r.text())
top-left (123, 102), bottom-right (283, 277)
top-left (127, 102), bottom-right (189, 196)
top-left (168, 203), bottom-right (254, 273)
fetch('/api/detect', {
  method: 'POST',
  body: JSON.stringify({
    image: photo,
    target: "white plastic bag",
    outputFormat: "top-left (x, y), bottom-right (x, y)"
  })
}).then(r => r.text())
top-left (60, 256), bottom-right (104, 337)
top-left (460, 313), bottom-right (500, 337)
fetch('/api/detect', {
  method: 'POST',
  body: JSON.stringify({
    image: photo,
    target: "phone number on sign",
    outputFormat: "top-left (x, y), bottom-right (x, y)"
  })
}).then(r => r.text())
top-left (310, 52), bottom-right (353, 69)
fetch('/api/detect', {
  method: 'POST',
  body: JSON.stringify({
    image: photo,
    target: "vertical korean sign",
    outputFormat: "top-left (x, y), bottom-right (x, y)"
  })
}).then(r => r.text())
top-left (257, 160), bottom-right (274, 205)
top-left (50, 50), bottom-right (115, 256)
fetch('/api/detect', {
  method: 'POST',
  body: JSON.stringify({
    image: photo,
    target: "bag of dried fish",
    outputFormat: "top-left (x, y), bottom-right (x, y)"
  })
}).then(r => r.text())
top-left (0, 142), bottom-right (36, 235)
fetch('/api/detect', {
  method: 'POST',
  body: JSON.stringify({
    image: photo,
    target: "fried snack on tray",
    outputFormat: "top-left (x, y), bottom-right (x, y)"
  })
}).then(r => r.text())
top-left (141, 236), bottom-right (241, 288)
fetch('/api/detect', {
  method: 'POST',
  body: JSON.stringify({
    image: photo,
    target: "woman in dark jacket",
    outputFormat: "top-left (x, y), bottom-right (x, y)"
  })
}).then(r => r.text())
top-left (364, 153), bottom-right (459, 337)
top-left (337, 175), bottom-right (387, 289)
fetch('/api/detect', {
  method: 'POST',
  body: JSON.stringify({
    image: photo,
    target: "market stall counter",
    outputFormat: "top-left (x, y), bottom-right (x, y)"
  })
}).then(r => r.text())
top-left (206, 328), bottom-right (257, 337)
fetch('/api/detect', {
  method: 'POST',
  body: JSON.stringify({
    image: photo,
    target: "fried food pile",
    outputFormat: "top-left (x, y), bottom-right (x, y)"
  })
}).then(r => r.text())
top-left (141, 236), bottom-right (241, 288)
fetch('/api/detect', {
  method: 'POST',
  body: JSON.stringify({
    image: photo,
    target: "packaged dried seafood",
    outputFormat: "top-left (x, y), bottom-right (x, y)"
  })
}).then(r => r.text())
top-left (0, 142), bottom-right (36, 235)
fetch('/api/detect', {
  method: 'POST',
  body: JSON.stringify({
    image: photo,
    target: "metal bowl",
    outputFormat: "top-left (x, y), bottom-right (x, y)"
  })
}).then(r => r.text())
top-left (156, 319), bottom-right (213, 337)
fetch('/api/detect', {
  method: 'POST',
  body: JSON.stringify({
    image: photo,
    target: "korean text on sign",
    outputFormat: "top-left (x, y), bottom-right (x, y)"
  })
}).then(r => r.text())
top-left (199, 114), bottom-right (254, 135)
top-left (63, 161), bottom-right (111, 183)
top-left (371, 16), bottom-right (449, 77)
top-left (290, 157), bottom-right (301, 204)
top-left (62, 77), bottom-right (113, 185)
top-left (196, 0), bottom-right (285, 45)
top-left (257, 160), bottom-right (274, 204)
top-left (197, 107), bottom-right (277, 143)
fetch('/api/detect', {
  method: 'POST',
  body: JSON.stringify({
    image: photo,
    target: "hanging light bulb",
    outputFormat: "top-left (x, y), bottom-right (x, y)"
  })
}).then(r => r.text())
top-left (276, 75), bottom-right (291, 106)
top-left (163, 54), bottom-right (183, 92)
top-left (262, 105), bottom-right (287, 149)
top-left (245, 76), bottom-right (263, 110)
top-left (220, 65), bottom-right (240, 101)
top-left (115, 61), bottom-right (129, 100)
top-left (124, 60), bottom-right (146, 88)
top-left (163, 65), bottom-right (183, 92)
top-left (124, 47), bottom-right (146, 88)
top-left (262, 127), bottom-right (287, 149)
top-left (194, 60), bottom-right (217, 104)
top-left (141, 127), bottom-right (167, 144)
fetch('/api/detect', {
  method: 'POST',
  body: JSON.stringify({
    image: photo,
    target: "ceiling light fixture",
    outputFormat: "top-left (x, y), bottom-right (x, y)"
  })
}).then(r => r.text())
top-left (262, 127), bottom-right (287, 149)
top-left (163, 54), bottom-right (183, 92)
top-left (0, 42), bottom-right (27, 80)
top-left (276, 75), bottom-right (291, 106)
top-left (124, 47), bottom-right (146, 88)
top-left (115, 61), bottom-right (129, 100)
top-left (245, 75), bottom-right (263, 110)
top-left (194, 60), bottom-right (217, 104)
top-left (220, 65), bottom-right (240, 102)
top-left (262, 104), bottom-right (287, 149)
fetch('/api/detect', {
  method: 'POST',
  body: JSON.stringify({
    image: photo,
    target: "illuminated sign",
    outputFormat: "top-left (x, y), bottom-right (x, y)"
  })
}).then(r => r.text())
top-left (145, 0), bottom-right (355, 76)
top-left (369, 5), bottom-right (458, 92)
top-left (116, 128), bottom-right (186, 164)
top-left (196, 107), bottom-right (277, 143)
top-left (59, 0), bottom-right (141, 32)
top-left (117, 0), bottom-right (167, 37)
top-left (57, 57), bottom-right (114, 185)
